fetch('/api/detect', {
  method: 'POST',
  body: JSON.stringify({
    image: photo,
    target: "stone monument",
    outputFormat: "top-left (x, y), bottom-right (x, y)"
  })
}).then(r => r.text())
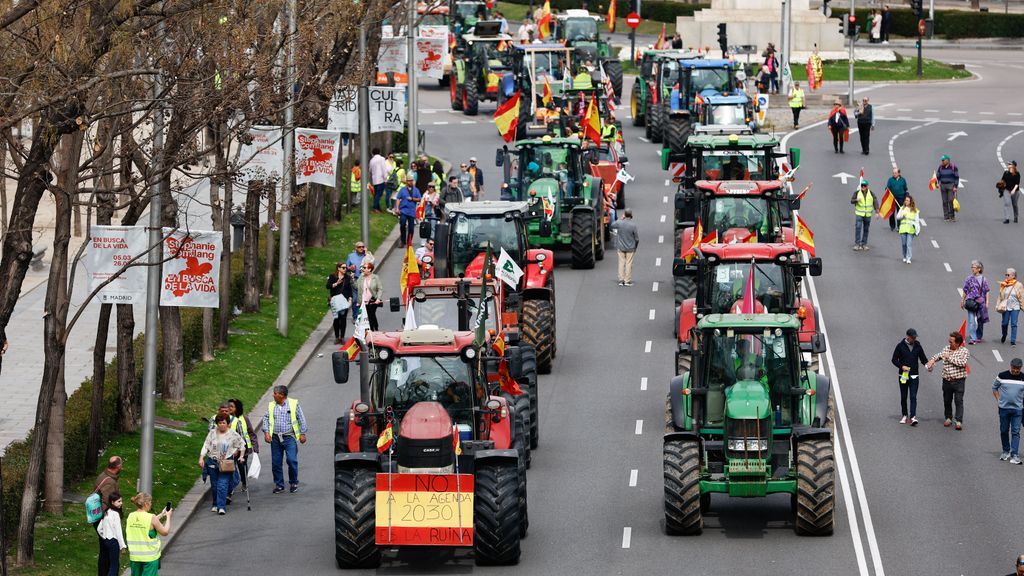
top-left (676, 0), bottom-right (845, 54)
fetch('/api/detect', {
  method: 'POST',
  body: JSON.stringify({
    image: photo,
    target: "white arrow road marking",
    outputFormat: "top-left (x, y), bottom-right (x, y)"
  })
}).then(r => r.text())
top-left (833, 172), bottom-right (855, 185)
top-left (621, 527), bottom-right (632, 548)
top-left (640, 377), bottom-right (648, 391)
top-left (958, 177), bottom-right (968, 188)
top-left (629, 469), bottom-right (638, 487)
top-left (947, 131), bottom-right (968, 141)
top-left (994, 349), bottom-right (1004, 363)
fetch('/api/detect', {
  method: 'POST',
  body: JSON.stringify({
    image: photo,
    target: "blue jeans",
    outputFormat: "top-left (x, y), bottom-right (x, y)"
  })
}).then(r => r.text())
top-left (855, 215), bottom-right (871, 246)
top-left (998, 407), bottom-right (1022, 455)
top-left (98, 537), bottom-right (120, 576)
top-left (900, 233), bottom-right (913, 260)
top-left (372, 184), bottom-right (386, 210)
top-left (207, 458), bottom-right (230, 509)
top-left (1001, 309), bottom-right (1020, 344)
top-left (967, 310), bottom-right (980, 342)
top-left (899, 376), bottom-right (919, 417)
top-left (271, 434), bottom-right (299, 488)
top-left (399, 214), bottom-right (416, 244)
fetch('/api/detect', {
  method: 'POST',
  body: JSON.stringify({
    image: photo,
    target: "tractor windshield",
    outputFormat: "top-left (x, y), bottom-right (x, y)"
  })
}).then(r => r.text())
top-left (700, 151), bottom-right (768, 180)
top-left (474, 41), bottom-right (512, 67)
top-left (562, 18), bottom-right (598, 41)
top-left (660, 61), bottom-right (679, 91)
top-left (411, 295), bottom-right (498, 332)
top-left (449, 214), bottom-right (524, 276)
top-left (689, 67), bottom-right (732, 94)
top-left (706, 262), bottom-right (789, 314)
top-left (702, 330), bottom-right (797, 426)
top-left (384, 355), bottom-right (476, 422)
top-left (704, 196), bottom-right (778, 241)
top-left (455, 1), bottom-right (484, 21)
top-left (515, 145), bottom-right (578, 196)
top-left (709, 104), bottom-right (747, 126)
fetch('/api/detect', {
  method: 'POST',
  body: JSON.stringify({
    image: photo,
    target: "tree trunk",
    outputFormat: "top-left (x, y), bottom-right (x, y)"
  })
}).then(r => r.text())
top-left (262, 185), bottom-right (276, 297)
top-left (304, 183), bottom-right (326, 247)
top-left (115, 304), bottom-right (138, 432)
top-left (0, 128), bottom-right (8, 237)
top-left (43, 365), bottom-right (66, 515)
top-left (158, 305), bottom-right (184, 402)
top-left (242, 180), bottom-right (261, 312)
top-left (288, 187), bottom-right (306, 275)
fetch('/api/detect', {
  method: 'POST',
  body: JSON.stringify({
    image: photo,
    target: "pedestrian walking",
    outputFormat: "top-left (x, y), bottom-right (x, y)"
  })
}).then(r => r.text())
top-left (787, 81), bottom-right (804, 129)
top-left (227, 398), bottom-right (258, 461)
top-left (671, 33), bottom-right (683, 49)
top-left (125, 493), bottom-right (171, 576)
top-left (467, 157), bottom-right (484, 200)
top-left (200, 413), bottom-right (245, 515)
top-left (886, 166), bottom-right (909, 231)
top-left (998, 268), bottom-right (1024, 345)
top-left (896, 194), bottom-right (920, 263)
top-left (96, 492), bottom-right (126, 576)
top-left (962, 260), bottom-right (990, 344)
top-left (421, 182), bottom-right (442, 239)
top-left (517, 18), bottom-right (535, 43)
top-left (881, 6), bottom-right (892, 42)
top-left (350, 159), bottom-right (362, 206)
top-left (1000, 160), bottom-right (1020, 224)
top-left (262, 385), bottom-right (309, 494)
top-left (827, 100), bottom-right (849, 153)
top-left (936, 154), bottom-right (960, 222)
top-left (387, 157), bottom-right (405, 211)
top-left (368, 147), bottom-right (387, 211)
top-left (327, 263), bottom-right (353, 344)
top-left (610, 208), bottom-right (639, 286)
top-left (892, 328), bottom-right (928, 425)
top-left (993, 358), bottom-right (1024, 464)
top-left (850, 179), bottom-right (878, 250)
top-left (927, 330), bottom-right (971, 429)
top-left (761, 45), bottom-right (779, 94)
top-left (345, 241), bottom-right (369, 279)
top-left (94, 456), bottom-right (123, 513)
top-left (854, 97), bottom-right (874, 154)
top-left (396, 176), bottom-right (421, 247)
top-left (357, 260), bottom-right (384, 332)
top-left (444, 175), bottom-right (465, 204)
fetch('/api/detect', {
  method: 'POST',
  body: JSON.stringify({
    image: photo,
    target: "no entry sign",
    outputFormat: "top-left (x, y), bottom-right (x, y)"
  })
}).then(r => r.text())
top-left (626, 12), bottom-right (641, 29)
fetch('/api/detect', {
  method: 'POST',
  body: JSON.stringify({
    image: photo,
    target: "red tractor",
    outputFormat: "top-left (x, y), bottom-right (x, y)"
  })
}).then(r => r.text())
top-left (434, 201), bottom-right (557, 374)
top-left (331, 326), bottom-right (529, 568)
top-left (673, 242), bottom-right (823, 374)
top-left (675, 180), bottom-right (799, 305)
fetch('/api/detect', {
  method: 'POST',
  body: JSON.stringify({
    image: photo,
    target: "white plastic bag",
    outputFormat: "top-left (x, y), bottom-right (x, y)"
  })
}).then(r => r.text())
top-left (329, 294), bottom-right (351, 315)
top-left (247, 451), bottom-right (261, 479)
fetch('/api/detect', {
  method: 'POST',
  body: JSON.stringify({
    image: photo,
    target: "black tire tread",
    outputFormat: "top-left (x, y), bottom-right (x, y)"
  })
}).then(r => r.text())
top-left (794, 439), bottom-right (836, 536)
top-left (522, 299), bottom-right (555, 374)
top-left (571, 210), bottom-right (596, 269)
top-left (464, 80), bottom-right (479, 116)
top-left (520, 346), bottom-right (539, 448)
top-left (474, 463), bottom-right (522, 565)
top-left (666, 115), bottom-right (691, 155)
top-left (663, 439), bottom-right (703, 535)
top-left (334, 466), bottom-right (381, 569)
top-left (605, 59), bottom-right (624, 100)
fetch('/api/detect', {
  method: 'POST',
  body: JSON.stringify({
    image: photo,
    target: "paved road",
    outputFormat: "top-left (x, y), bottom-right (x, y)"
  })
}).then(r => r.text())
top-left (164, 50), bottom-right (1024, 575)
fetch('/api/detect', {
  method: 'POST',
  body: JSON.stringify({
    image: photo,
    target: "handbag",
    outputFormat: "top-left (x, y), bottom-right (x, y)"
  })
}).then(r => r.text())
top-left (329, 293), bottom-right (351, 315)
top-left (218, 458), bottom-right (236, 474)
top-left (964, 297), bottom-right (980, 312)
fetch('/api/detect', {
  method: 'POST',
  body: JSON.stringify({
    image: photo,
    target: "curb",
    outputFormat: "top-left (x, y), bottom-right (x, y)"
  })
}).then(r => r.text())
top-left (151, 222), bottom-right (401, 563)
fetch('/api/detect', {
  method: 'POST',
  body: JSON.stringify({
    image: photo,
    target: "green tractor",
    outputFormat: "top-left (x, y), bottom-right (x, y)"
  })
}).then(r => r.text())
top-left (663, 313), bottom-right (834, 536)
top-left (551, 9), bottom-right (624, 99)
top-left (496, 136), bottom-right (606, 269)
top-left (629, 49), bottom-right (699, 130)
top-left (500, 43), bottom-right (574, 139)
top-left (450, 21), bottom-right (514, 115)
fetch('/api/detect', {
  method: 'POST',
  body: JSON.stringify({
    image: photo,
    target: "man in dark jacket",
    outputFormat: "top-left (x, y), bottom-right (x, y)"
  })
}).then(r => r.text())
top-left (610, 209), bottom-right (639, 286)
top-left (94, 456), bottom-right (123, 512)
top-left (936, 154), bottom-right (960, 222)
top-left (892, 328), bottom-right (928, 425)
top-left (854, 96), bottom-right (874, 155)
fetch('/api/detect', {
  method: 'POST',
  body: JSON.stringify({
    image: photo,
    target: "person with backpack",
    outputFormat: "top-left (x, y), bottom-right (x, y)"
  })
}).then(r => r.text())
top-left (962, 260), bottom-right (991, 344)
top-left (93, 456), bottom-right (122, 514)
top-left (96, 492), bottom-right (126, 576)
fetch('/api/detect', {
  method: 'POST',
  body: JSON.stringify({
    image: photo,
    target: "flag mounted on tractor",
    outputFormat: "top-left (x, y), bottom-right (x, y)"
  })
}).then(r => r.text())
top-left (494, 91), bottom-right (521, 143)
top-left (582, 96), bottom-right (602, 144)
top-left (400, 244), bottom-right (421, 304)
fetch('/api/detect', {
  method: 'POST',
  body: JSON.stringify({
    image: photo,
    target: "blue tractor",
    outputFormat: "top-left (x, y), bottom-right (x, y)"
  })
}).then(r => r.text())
top-left (695, 91), bottom-right (757, 133)
top-left (655, 58), bottom-right (740, 153)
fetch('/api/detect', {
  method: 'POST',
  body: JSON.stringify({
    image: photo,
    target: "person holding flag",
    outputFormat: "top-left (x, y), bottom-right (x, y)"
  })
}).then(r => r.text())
top-left (884, 166), bottom-right (909, 231)
top-left (927, 330), bottom-right (971, 430)
top-left (850, 178), bottom-right (879, 251)
top-left (895, 195), bottom-right (920, 264)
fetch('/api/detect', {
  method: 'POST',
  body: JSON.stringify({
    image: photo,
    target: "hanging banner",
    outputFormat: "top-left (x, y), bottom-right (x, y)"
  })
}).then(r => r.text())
top-left (419, 25), bottom-right (448, 39)
top-left (379, 37), bottom-right (408, 74)
top-left (415, 37), bottom-right (447, 79)
top-left (369, 87), bottom-right (406, 133)
top-left (294, 128), bottom-right (341, 186)
top-left (160, 229), bottom-right (222, 308)
top-left (327, 87), bottom-right (359, 133)
top-left (236, 125), bottom-right (284, 185)
top-left (83, 225), bottom-right (149, 305)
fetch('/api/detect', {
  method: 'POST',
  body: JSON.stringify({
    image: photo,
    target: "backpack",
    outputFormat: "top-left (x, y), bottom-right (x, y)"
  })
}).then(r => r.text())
top-left (85, 476), bottom-right (113, 524)
top-left (386, 166), bottom-right (399, 188)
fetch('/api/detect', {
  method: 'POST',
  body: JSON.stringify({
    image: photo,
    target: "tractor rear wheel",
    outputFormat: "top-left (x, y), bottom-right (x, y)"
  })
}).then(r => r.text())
top-left (522, 299), bottom-right (555, 374)
top-left (675, 277), bottom-right (695, 307)
top-left (675, 350), bottom-right (691, 376)
top-left (631, 82), bottom-right (644, 127)
top-left (666, 115), bottom-right (691, 155)
top-left (519, 346), bottom-right (540, 449)
top-left (794, 439), bottom-right (836, 536)
top-left (335, 416), bottom-right (349, 455)
top-left (595, 217), bottom-right (606, 261)
top-left (650, 103), bottom-right (664, 144)
top-left (605, 59), bottom-right (624, 100)
top-left (663, 438), bottom-right (703, 535)
top-left (335, 466), bottom-right (380, 569)
top-left (474, 462), bottom-right (522, 565)
top-left (507, 391), bottom-right (532, 469)
top-left (464, 81), bottom-right (479, 116)
top-left (644, 94), bottom-right (654, 139)
top-left (451, 80), bottom-right (463, 111)
top-left (570, 210), bottom-right (596, 269)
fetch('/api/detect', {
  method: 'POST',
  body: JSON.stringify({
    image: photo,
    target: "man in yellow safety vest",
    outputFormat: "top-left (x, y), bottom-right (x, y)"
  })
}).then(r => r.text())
top-left (262, 385), bottom-right (308, 493)
top-left (850, 179), bottom-right (879, 251)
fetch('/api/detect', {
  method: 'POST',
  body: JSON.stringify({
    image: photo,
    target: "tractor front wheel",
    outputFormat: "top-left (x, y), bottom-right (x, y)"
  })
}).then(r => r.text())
top-left (794, 439), bottom-right (836, 536)
top-left (664, 438), bottom-right (703, 535)
top-left (474, 462), bottom-right (523, 565)
top-left (506, 390), bottom-right (532, 469)
top-left (451, 80), bottom-right (464, 111)
top-left (334, 466), bottom-right (381, 569)
top-left (522, 299), bottom-right (555, 374)
top-left (464, 81), bottom-right (479, 116)
top-left (605, 59), bottom-right (624, 100)
top-left (631, 82), bottom-right (644, 127)
top-left (666, 115), bottom-right (692, 154)
top-left (650, 103), bottom-right (664, 143)
top-left (570, 210), bottom-right (596, 269)
top-left (675, 349), bottom-right (691, 376)
top-left (675, 277), bottom-right (695, 307)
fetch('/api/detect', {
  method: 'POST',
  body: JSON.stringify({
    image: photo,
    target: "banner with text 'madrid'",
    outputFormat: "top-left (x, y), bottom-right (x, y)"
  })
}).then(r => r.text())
top-left (160, 229), bottom-right (222, 308)
top-left (84, 225), bottom-right (148, 305)
top-left (295, 128), bottom-right (341, 187)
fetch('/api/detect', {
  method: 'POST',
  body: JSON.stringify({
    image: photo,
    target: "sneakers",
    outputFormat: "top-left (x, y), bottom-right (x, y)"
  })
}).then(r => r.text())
top-left (218, 508), bottom-right (226, 515)
top-left (290, 484), bottom-right (299, 493)
top-left (624, 281), bottom-right (634, 287)
top-left (910, 417), bottom-right (919, 426)
top-left (852, 245), bottom-right (862, 251)
top-left (899, 416), bottom-right (908, 424)
top-left (954, 420), bottom-right (963, 430)
top-left (862, 245), bottom-right (871, 251)
top-left (211, 506), bottom-right (218, 512)
top-left (273, 486), bottom-right (286, 494)
top-left (617, 281), bottom-right (624, 286)
top-left (1000, 451), bottom-right (1011, 461)
top-left (943, 418), bottom-right (952, 427)
top-left (1011, 455), bottom-right (1023, 465)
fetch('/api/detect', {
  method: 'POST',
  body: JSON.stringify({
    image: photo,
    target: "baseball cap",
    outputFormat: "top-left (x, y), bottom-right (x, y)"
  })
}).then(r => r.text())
top-left (906, 328), bottom-right (918, 338)
top-left (940, 154), bottom-right (950, 161)
top-left (1012, 160), bottom-right (1018, 167)
top-left (860, 179), bottom-right (869, 186)
top-left (469, 157), bottom-right (477, 162)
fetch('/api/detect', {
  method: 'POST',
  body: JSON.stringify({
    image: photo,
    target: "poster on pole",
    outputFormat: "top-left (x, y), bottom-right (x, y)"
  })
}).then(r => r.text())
top-left (160, 229), bottom-right (222, 308)
top-left (236, 125), bottom-right (283, 185)
top-left (419, 25), bottom-right (448, 39)
top-left (379, 37), bottom-right (408, 74)
top-left (83, 225), bottom-right (149, 305)
top-left (415, 37), bottom-right (447, 79)
top-left (327, 87), bottom-right (359, 133)
top-left (369, 87), bottom-right (406, 133)
top-left (294, 128), bottom-right (342, 187)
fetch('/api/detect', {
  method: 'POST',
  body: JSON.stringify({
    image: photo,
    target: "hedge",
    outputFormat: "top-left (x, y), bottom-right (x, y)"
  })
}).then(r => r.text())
top-left (849, 7), bottom-right (1024, 39)
top-left (504, 0), bottom-right (710, 24)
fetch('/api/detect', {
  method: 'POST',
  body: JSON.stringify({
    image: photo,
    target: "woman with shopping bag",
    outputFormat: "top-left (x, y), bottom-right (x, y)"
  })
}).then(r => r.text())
top-left (199, 413), bottom-right (246, 515)
top-left (326, 263), bottom-right (353, 344)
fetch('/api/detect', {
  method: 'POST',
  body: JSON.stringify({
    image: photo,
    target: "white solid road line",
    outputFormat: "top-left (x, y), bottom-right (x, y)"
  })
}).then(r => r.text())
top-left (655, 257), bottom-right (662, 267)
top-left (931, 240), bottom-right (940, 249)
top-left (629, 469), bottom-right (638, 487)
top-left (621, 527), bottom-right (632, 549)
top-left (996, 130), bottom-right (1024, 166)
top-left (649, 309), bottom-right (656, 320)
top-left (994, 349), bottom-right (1004, 363)
top-left (944, 262), bottom-right (953, 272)
top-left (640, 377), bottom-right (648, 391)
top-left (644, 340), bottom-right (652, 353)
top-left (652, 281), bottom-right (659, 292)
top-left (634, 420), bottom-right (644, 435)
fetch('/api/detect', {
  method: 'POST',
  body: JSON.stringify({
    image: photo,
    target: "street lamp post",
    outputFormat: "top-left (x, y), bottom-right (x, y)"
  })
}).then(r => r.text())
top-left (278, 0), bottom-right (297, 337)
top-left (407, 0), bottom-right (418, 157)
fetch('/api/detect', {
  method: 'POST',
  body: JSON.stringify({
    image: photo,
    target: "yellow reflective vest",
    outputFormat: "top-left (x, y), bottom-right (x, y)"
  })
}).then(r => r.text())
top-left (854, 189), bottom-right (875, 217)
top-left (232, 416), bottom-right (252, 449)
top-left (789, 87), bottom-right (804, 109)
top-left (898, 207), bottom-right (920, 235)
top-left (268, 398), bottom-right (300, 437)
top-left (125, 510), bottom-right (161, 563)
top-left (572, 71), bottom-right (593, 90)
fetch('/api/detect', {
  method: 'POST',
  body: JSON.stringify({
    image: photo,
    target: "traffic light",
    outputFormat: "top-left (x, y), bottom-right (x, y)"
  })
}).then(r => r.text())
top-left (910, 0), bottom-right (923, 18)
top-left (846, 13), bottom-right (858, 37)
top-left (717, 23), bottom-right (728, 54)
top-left (822, 0), bottom-right (832, 16)
top-left (839, 16), bottom-right (847, 36)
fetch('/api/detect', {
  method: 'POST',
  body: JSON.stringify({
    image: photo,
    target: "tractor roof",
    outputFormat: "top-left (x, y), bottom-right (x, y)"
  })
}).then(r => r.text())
top-left (414, 277), bottom-right (500, 294)
top-left (701, 92), bottom-right (749, 105)
top-left (370, 326), bottom-right (479, 354)
top-left (688, 132), bottom-right (780, 148)
top-left (557, 9), bottom-right (600, 20)
top-left (695, 180), bottom-right (784, 196)
top-left (514, 135), bottom-right (582, 147)
top-left (698, 242), bottom-right (803, 261)
top-left (679, 58), bottom-right (735, 69)
top-left (696, 313), bottom-right (802, 331)
top-left (446, 200), bottom-right (530, 216)
top-left (463, 32), bottom-right (514, 42)
top-left (511, 43), bottom-right (572, 52)
top-left (647, 49), bottom-right (700, 59)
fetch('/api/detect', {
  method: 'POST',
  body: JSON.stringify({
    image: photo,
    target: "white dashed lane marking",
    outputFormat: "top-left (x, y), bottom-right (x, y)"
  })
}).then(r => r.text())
top-left (660, 214), bottom-right (666, 223)
top-left (663, 195), bottom-right (669, 203)
top-left (640, 377), bottom-right (648, 391)
top-left (649, 309), bottom-right (656, 320)
top-left (460, 120), bottom-right (476, 124)
top-left (994, 349), bottom-right (1004, 363)
top-left (635, 419), bottom-right (644, 434)
top-left (658, 235), bottom-right (665, 244)
top-left (652, 281), bottom-right (659, 292)
top-left (931, 240), bottom-right (940, 249)
top-left (664, 179), bottom-right (670, 186)
top-left (433, 121), bottom-right (449, 125)
top-left (629, 469), bottom-right (638, 487)
top-left (655, 257), bottom-right (662, 267)
top-left (622, 527), bottom-right (632, 549)
top-left (944, 262), bottom-right (952, 272)
top-left (644, 340), bottom-right (652, 353)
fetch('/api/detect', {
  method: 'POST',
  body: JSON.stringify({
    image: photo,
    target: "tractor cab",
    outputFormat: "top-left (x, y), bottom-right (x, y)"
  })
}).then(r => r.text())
top-left (697, 92), bottom-right (755, 132)
top-left (679, 180), bottom-right (799, 249)
top-left (502, 44), bottom-right (575, 136)
top-left (450, 0), bottom-right (490, 34)
top-left (551, 10), bottom-right (624, 98)
top-left (392, 278), bottom-right (503, 334)
top-left (630, 49), bottom-right (701, 128)
top-left (450, 22), bottom-right (514, 114)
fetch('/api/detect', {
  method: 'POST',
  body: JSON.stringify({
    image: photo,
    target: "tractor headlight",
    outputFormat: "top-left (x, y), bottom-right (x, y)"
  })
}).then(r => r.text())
top-left (463, 347), bottom-right (477, 361)
top-left (378, 348), bottom-right (391, 361)
top-left (727, 438), bottom-right (768, 452)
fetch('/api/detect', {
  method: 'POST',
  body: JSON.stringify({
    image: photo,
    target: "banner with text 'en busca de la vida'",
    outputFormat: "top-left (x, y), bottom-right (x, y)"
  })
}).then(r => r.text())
top-left (160, 229), bottom-right (222, 308)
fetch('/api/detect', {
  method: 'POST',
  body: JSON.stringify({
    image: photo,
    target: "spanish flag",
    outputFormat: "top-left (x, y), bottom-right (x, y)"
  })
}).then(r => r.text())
top-left (377, 420), bottom-right (394, 453)
top-left (542, 77), bottom-right (553, 107)
top-left (929, 172), bottom-right (939, 191)
top-left (695, 93), bottom-right (706, 106)
top-left (702, 230), bottom-right (719, 245)
top-left (498, 358), bottom-right (523, 396)
top-left (795, 214), bottom-right (816, 257)
top-left (491, 333), bottom-right (506, 357)
top-left (452, 424), bottom-right (462, 456)
top-left (341, 336), bottom-right (361, 361)
top-left (400, 244), bottom-right (421, 304)
top-left (415, 196), bottom-right (426, 221)
top-left (957, 320), bottom-right (971, 374)
top-left (654, 23), bottom-right (666, 50)
top-left (878, 188), bottom-right (897, 219)
top-left (607, 0), bottom-right (616, 33)
top-left (494, 90), bottom-right (521, 143)
top-left (538, 0), bottom-right (552, 38)
top-left (582, 95), bottom-right (602, 144)
top-left (683, 219), bottom-right (703, 261)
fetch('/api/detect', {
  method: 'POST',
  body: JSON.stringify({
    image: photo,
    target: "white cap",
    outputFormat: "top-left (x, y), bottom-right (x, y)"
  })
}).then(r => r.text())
top-left (470, 157), bottom-right (477, 162)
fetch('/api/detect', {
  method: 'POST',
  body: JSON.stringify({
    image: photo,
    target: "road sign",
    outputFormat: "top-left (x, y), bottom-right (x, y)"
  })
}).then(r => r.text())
top-left (626, 12), bottom-right (641, 29)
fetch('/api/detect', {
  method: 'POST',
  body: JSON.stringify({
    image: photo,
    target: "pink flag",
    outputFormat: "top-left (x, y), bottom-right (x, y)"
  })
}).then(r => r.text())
top-left (740, 262), bottom-right (757, 314)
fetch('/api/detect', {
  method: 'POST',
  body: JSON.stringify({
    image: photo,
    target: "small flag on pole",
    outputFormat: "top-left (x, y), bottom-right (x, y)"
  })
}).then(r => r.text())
top-left (878, 188), bottom-right (897, 219)
top-left (377, 420), bottom-right (394, 453)
top-left (341, 336), bottom-right (361, 360)
top-left (683, 220), bottom-right (703, 261)
top-left (494, 91), bottom-right (522, 143)
top-left (929, 172), bottom-right (939, 191)
top-left (795, 214), bottom-right (815, 257)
